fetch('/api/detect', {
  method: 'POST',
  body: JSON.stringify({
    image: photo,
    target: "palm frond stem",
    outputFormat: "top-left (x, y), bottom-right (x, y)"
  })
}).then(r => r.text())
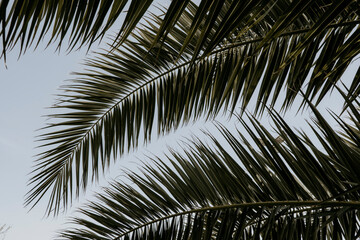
top-left (113, 200), bottom-right (360, 240)
top-left (214, 19), bottom-right (360, 56)
top-left (58, 18), bottom-right (360, 192)
top-left (71, 18), bottom-right (360, 158)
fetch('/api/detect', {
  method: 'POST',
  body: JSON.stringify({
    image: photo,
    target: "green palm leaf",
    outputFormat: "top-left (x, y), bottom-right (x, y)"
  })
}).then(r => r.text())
top-left (59, 99), bottom-right (360, 239)
top-left (26, 1), bottom-right (360, 215)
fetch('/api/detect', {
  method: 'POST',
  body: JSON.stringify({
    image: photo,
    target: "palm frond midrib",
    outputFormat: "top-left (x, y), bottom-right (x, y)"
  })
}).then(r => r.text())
top-left (94, 200), bottom-right (360, 240)
top-left (55, 17), bottom-right (360, 164)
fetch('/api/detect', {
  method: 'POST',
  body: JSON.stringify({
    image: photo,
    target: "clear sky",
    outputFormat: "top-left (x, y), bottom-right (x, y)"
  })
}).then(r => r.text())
top-left (0, 6), bottom-right (359, 240)
top-left (0, 44), bottom-right (90, 239)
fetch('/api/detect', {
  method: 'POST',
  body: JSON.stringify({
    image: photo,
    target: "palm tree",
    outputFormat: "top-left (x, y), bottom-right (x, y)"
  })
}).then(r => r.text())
top-left (1, 0), bottom-right (360, 239)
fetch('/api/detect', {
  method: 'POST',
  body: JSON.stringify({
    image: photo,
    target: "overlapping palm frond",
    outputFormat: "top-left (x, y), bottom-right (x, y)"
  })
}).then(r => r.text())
top-left (1, 0), bottom-right (359, 59)
top-left (0, 0), bottom-right (144, 55)
top-left (26, 1), bottom-right (360, 215)
top-left (0, 0), bottom-right (282, 56)
top-left (59, 99), bottom-right (360, 240)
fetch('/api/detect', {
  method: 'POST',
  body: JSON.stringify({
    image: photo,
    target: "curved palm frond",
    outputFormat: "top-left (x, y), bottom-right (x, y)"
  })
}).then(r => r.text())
top-left (59, 98), bottom-right (360, 240)
top-left (0, 0), bottom-right (279, 56)
top-left (26, 1), bottom-right (360, 215)
top-left (0, 0), bottom-right (359, 59)
top-left (0, 0), bottom-right (147, 55)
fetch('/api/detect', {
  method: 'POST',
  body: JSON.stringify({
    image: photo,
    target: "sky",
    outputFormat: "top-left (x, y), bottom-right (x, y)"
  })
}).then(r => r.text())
top-left (0, 4), bottom-right (359, 240)
top-left (0, 44), bottom-right (89, 239)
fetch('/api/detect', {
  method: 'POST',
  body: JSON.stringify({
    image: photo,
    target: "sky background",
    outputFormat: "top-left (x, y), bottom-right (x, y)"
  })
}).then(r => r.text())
top-left (0, 45), bottom-right (89, 239)
top-left (0, 3), bottom-right (359, 240)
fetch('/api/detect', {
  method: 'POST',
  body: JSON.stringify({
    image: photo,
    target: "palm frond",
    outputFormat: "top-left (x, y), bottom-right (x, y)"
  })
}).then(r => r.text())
top-left (58, 98), bottom-right (360, 240)
top-left (1, 0), bottom-right (359, 59)
top-left (26, 0), bottom-right (360, 215)
top-left (0, 0), bottom-right (155, 56)
top-left (25, 3), bottom-right (203, 215)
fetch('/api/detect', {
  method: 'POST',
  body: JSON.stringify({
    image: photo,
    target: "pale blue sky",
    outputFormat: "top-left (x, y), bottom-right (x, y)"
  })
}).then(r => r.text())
top-left (0, 4), bottom-right (359, 239)
top-left (0, 45), bottom-right (90, 239)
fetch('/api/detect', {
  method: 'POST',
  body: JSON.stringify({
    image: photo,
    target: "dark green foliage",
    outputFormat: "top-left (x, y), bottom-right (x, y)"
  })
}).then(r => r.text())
top-left (25, 1), bottom-right (360, 215)
top-left (59, 100), bottom-right (360, 239)
top-left (7, 0), bottom-right (358, 238)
